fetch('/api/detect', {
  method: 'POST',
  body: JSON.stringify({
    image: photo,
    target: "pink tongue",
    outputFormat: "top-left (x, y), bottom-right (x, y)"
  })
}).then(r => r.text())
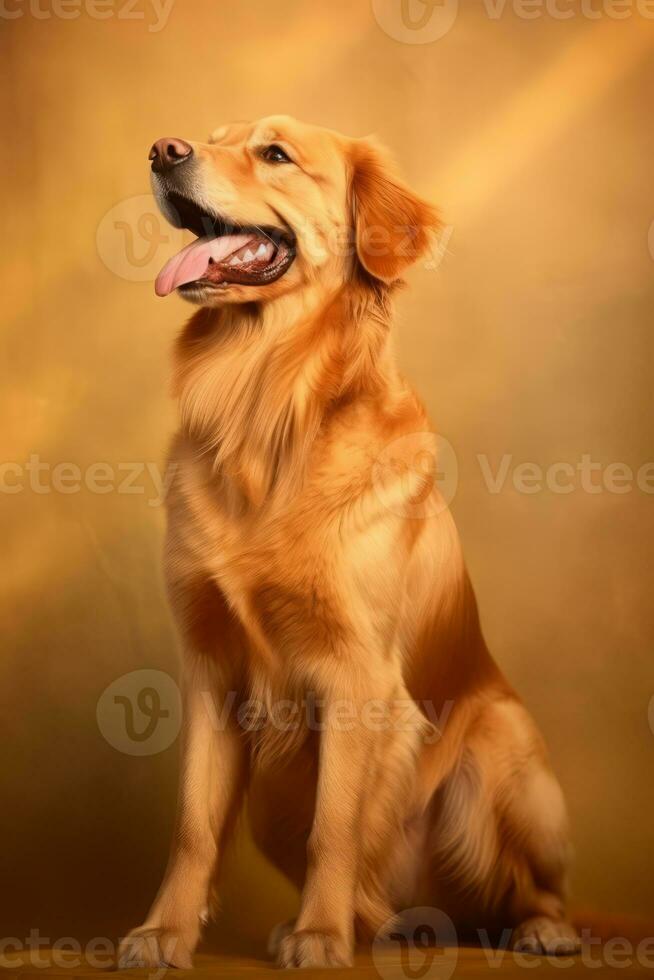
top-left (155, 234), bottom-right (255, 296)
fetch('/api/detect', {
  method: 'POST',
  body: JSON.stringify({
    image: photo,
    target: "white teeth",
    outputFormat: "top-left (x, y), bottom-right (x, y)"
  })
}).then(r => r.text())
top-left (224, 240), bottom-right (274, 268)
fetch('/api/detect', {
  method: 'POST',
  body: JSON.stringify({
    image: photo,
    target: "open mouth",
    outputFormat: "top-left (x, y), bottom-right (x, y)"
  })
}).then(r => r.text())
top-left (155, 192), bottom-right (296, 297)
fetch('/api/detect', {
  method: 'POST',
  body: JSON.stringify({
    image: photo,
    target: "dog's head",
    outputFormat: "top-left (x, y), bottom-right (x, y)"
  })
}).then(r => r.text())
top-left (150, 115), bottom-right (439, 306)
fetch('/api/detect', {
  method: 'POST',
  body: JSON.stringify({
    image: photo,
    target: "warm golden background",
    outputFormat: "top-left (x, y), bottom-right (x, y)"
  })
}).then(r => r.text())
top-left (2, 0), bottom-right (653, 954)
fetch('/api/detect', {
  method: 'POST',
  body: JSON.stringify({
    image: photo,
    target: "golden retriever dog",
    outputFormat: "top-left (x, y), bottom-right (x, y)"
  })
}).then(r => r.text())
top-left (118, 116), bottom-right (580, 969)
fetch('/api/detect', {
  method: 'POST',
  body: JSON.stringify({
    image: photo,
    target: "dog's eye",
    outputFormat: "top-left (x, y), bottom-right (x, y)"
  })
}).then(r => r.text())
top-left (261, 144), bottom-right (292, 164)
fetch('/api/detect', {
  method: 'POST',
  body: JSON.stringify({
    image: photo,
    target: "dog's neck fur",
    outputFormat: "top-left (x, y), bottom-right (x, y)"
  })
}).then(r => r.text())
top-left (172, 279), bottom-right (398, 506)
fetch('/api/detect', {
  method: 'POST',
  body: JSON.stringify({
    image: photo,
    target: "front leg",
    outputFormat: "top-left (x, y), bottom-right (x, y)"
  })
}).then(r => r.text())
top-left (118, 652), bottom-right (247, 968)
top-left (278, 669), bottom-right (389, 969)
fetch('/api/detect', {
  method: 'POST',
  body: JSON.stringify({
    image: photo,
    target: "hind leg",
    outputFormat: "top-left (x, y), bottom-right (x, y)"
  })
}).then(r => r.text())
top-left (423, 697), bottom-right (580, 955)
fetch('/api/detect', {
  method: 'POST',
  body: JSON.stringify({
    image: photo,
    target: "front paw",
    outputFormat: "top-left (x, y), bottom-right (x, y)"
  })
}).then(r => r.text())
top-left (512, 917), bottom-right (581, 956)
top-left (277, 929), bottom-right (353, 969)
top-left (117, 925), bottom-right (195, 970)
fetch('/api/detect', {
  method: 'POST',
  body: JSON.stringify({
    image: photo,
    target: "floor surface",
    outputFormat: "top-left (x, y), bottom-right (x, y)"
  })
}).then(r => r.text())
top-left (2, 945), bottom-right (654, 979)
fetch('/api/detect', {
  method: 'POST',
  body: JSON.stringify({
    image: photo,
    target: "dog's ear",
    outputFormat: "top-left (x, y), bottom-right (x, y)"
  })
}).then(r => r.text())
top-left (350, 138), bottom-right (441, 283)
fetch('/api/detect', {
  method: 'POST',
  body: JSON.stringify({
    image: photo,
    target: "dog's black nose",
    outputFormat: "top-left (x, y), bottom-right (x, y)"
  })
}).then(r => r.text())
top-left (149, 137), bottom-right (193, 174)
